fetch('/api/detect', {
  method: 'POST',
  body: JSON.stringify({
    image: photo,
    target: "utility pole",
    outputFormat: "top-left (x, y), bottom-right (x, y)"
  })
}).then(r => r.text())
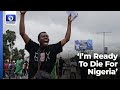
top-left (96, 32), bottom-right (111, 54)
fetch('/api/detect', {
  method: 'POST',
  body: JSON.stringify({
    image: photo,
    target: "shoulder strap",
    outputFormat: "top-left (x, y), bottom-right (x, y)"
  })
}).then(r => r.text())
top-left (37, 47), bottom-right (41, 71)
top-left (33, 46), bottom-right (50, 79)
top-left (37, 46), bottom-right (49, 70)
top-left (32, 47), bottom-right (41, 79)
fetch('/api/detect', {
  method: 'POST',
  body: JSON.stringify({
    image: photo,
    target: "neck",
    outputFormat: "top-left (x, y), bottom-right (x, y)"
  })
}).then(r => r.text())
top-left (40, 44), bottom-right (48, 50)
top-left (40, 45), bottom-right (45, 48)
top-left (39, 45), bottom-right (48, 52)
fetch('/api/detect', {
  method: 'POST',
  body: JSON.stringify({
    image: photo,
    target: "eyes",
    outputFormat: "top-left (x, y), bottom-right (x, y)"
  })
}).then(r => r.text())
top-left (43, 35), bottom-right (49, 38)
top-left (41, 35), bottom-right (49, 38)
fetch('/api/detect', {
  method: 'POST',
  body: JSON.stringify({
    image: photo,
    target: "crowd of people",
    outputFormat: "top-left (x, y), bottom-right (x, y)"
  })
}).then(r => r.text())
top-left (4, 57), bottom-right (29, 79)
top-left (3, 56), bottom-right (68, 79)
top-left (3, 11), bottom-right (73, 79)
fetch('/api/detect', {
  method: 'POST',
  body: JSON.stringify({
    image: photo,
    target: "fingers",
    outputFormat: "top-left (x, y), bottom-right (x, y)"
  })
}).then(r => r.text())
top-left (68, 14), bottom-right (71, 19)
top-left (68, 14), bottom-right (72, 22)
top-left (69, 14), bottom-right (71, 17)
top-left (20, 11), bottom-right (27, 14)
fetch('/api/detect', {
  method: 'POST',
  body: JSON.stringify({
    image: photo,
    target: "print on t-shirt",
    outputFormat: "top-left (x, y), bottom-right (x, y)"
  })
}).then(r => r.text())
top-left (40, 53), bottom-right (45, 62)
top-left (46, 52), bottom-right (50, 61)
top-left (34, 52), bottom-right (39, 62)
top-left (34, 51), bottom-right (51, 62)
top-left (25, 39), bottom-right (63, 78)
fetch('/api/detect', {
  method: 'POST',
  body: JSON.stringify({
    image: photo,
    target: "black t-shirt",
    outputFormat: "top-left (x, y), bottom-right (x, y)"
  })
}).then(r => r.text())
top-left (25, 39), bottom-right (63, 79)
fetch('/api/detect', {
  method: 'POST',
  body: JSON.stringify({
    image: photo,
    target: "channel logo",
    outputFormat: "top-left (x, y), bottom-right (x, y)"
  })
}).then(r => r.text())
top-left (5, 11), bottom-right (16, 25)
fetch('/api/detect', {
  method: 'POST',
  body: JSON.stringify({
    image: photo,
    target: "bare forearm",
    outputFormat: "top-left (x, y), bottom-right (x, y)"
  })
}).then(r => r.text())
top-left (61, 15), bottom-right (72, 46)
top-left (19, 11), bottom-right (30, 44)
top-left (65, 21), bottom-right (71, 42)
top-left (19, 14), bottom-right (25, 36)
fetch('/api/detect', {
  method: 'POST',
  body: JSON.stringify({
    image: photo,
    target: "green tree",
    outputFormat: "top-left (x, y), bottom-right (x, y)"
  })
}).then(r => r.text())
top-left (3, 30), bottom-right (16, 61)
top-left (12, 47), bottom-right (19, 61)
top-left (3, 34), bottom-right (10, 59)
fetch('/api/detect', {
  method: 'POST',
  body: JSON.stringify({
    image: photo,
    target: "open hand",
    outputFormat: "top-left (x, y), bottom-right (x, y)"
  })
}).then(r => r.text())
top-left (20, 11), bottom-right (27, 14)
top-left (68, 14), bottom-right (72, 23)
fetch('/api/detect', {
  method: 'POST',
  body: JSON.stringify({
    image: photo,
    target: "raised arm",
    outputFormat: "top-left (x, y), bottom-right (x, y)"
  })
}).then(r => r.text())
top-left (61, 15), bottom-right (72, 46)
top-left (19, 11), bottom-right (30, 44)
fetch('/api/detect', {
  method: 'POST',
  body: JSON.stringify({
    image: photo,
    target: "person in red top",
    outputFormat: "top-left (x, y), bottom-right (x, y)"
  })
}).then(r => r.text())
top-left (4, 60), bottom-right (9, 78)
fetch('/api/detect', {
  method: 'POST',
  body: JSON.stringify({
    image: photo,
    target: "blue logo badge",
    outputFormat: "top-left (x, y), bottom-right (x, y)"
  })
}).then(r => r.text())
top-left (6, 14), bottom-right (16, 25)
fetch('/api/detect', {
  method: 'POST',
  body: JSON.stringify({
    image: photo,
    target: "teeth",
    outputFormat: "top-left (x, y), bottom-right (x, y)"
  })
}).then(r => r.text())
top-left (44, 43), bottom-right (48, 45)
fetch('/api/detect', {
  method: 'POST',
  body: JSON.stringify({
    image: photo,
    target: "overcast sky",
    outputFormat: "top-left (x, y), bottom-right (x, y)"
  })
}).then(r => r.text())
top-left (3, 11), bottom-right (120, 58)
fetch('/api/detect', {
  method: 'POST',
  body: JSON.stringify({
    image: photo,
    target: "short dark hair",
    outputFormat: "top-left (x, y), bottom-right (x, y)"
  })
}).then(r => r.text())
top-left (38, 32), bottom-right (46, 41)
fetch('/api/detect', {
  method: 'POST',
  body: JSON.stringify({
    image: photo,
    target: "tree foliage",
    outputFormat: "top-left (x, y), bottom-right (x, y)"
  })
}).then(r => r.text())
top-left (3, 30), bottom-right (25, 61)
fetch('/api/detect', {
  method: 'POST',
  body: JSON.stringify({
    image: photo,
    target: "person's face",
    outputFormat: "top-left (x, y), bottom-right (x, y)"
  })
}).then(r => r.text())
top-left (39, 33), bottom-right (49, 46)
